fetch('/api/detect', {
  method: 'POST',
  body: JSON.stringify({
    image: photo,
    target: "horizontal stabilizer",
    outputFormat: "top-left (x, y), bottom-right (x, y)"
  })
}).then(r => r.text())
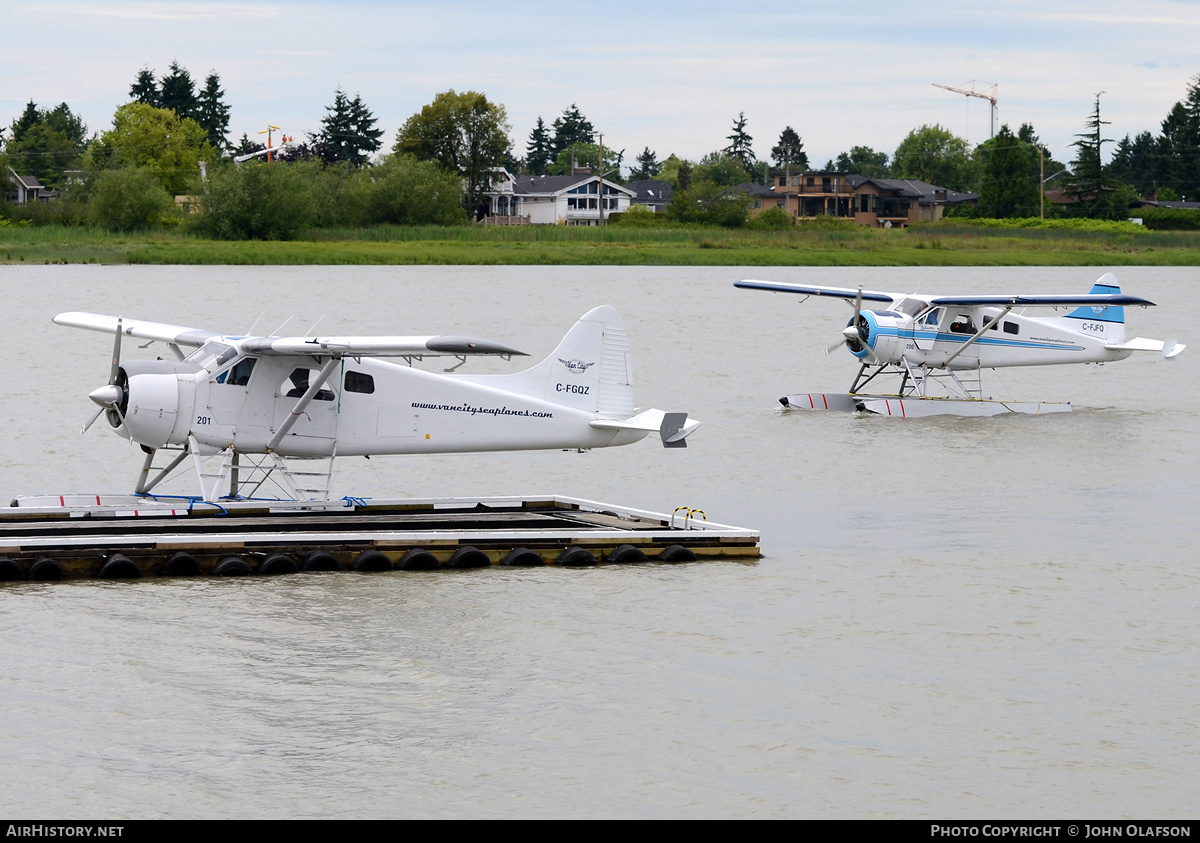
top-left (1106, 337), bottom-right (1186, 358)
top-left (590, 409), bottom-right (702, 448)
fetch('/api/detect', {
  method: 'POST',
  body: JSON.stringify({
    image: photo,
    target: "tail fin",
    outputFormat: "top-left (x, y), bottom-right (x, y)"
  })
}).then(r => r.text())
top-left (1063, 272), bottom-right (1126, 343)
top-left (461, 305), bottom-right (635, 417)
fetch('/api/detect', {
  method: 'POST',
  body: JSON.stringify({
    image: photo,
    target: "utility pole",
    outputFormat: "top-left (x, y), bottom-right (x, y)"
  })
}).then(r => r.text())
top-left (933, 81), bottom-right (998, 139)
top-left (598, 132), bottom-right (605, 226)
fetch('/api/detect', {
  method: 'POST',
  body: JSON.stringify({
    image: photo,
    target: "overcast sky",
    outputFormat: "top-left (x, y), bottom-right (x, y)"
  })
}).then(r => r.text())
top-left (4, 0), bottom-right (1199, 169)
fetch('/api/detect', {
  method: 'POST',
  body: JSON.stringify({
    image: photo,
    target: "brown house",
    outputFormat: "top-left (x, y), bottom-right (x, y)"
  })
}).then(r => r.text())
top-left (736, 171), bottom-right (976, 227)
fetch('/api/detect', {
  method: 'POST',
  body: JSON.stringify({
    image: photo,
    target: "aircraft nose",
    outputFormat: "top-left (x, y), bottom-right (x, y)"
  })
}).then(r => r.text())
top-left (89, 384), bottom-right (123, 407)
top-left (842, 325), bottom-right (859, 340)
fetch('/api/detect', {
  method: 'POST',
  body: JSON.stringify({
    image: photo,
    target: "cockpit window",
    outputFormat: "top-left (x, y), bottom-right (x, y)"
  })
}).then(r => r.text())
top-left (188, 341), bottom-right (237, 372)
top-left (215, 357), bottom-right (256, 386)
top-left (894, 298), bottom-right (927, 318)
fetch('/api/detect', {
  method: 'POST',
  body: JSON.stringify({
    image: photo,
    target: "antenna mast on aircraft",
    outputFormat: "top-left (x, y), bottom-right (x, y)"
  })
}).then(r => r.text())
top-left (932, 81), bottom-right (998, 139)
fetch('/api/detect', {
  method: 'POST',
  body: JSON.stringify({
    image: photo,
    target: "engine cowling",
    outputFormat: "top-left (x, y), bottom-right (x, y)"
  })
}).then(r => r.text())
top-left (105, 360), bottom-right (199, 448)
top-left (844, 310), bottom-right (907, 363)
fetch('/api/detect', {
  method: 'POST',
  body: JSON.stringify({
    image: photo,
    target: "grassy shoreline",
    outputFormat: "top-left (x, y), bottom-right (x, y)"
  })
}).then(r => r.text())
top-left (4, 222), bottom-right (1200, 266)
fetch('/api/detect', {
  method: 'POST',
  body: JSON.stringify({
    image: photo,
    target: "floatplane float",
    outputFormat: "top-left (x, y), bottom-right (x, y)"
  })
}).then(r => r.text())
top-left (735, 273), bottom-right (1184, 417)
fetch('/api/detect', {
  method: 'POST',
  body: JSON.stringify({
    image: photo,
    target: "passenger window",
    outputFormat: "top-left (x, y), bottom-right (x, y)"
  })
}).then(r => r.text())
top-left (345, 371), bottom-right (375, 395)
top-left (280, 368), bottom-right (335, 401)
top-left (949, 315), bottom-right (977, 334)
top-left (1004, 321), bottom-right (1020, 335)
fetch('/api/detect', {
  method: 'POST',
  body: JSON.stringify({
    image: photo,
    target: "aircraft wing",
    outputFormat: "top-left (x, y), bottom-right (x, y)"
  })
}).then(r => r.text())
top-left (929, 294), bottom-right (1155, 307)
top-left (735, 280), bottom-right (899, 303)
top-left (239, 335), bottom-right (528, 358)
top-left (53, 312), bottom-right (218, 347)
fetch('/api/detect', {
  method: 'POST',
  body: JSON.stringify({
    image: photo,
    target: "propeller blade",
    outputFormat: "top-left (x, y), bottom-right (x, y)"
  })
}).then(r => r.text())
top-left (81, 406), bottom-right (105, 434)
top-left (109, 317), bottom-right (123, 385)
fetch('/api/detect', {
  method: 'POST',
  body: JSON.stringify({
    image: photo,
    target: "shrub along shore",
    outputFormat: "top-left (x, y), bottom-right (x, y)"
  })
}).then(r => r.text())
top-left (3, 219), bottom-right (1200, 266)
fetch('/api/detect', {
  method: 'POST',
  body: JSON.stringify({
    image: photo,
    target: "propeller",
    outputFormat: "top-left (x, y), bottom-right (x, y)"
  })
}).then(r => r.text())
top-left (82, 317), bottom-right (127, 433)
top-left (825, 286), bottom-right (872, 358)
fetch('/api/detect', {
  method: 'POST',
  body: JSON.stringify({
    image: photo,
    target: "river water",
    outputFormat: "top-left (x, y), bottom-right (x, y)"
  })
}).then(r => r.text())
top-left (0, 265), bottom-right (1196, 818)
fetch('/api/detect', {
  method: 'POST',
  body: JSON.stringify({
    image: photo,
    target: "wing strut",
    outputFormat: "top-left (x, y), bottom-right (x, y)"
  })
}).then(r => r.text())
top-left (267, 357), bottom-right (341, 451)
top-left (942, 307), bottom-right (1012, 367)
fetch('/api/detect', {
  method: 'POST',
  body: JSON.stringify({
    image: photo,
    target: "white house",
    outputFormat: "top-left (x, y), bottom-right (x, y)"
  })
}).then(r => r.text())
top-left (483, 169), bottom-right (635, 225)
top-left (7, 167), bottom-right (46, 204)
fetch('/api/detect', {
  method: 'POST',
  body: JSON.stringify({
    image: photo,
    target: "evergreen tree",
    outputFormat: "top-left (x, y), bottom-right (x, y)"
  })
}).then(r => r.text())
top-left (9, 101), bottom-right (41, 145)
top-left (724, 112), bottom-right (754, 171)
top-left (129, 68), bottom-right (159, 107)
top-left (977, 124), bottom-right (1040, 217)
top-left (312, 89), bottom-right (383, 167)
top-left (6, 101), bottom-right (86, 188)
top-left (347, 92), bottom-right (383, 164)
top-left (525, 117), bottom-right (552, 174)
top-left (629, 147), bottom-right (660, 180)
top-left (1109, 132), bottom-right (1160, 196)
top-left (43, 102), bottom-right (87, 145)
top-left (196, 72), bottom-right (231, 152)
top-left (550, 104), bottom-right (594, 158)
top-left (1154, 74), bottom-right (1200, 200)
top-left (234, 133), bottom-right (262, 157)
top-left (1067, 95), bottom-right (1126, 216)
top-left (158, 61), bottom-right (199, 120)
top-left (771, 126), bottom-right (807, 170)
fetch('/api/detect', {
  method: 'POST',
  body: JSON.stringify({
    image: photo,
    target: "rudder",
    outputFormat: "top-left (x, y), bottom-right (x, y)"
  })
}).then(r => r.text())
top-left (458, 306), bottom-right (635, 417)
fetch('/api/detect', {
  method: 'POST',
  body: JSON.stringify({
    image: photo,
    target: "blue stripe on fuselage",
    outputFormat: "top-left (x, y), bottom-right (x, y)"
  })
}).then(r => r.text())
top-left (873, 324), bottom-right (1083, 352)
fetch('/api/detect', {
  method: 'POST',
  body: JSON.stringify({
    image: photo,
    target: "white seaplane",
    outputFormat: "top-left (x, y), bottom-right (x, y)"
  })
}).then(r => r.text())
top-left (54, 306), bottom-right (700, 501)
top-left (735, 273), bottom-right (1184, 417)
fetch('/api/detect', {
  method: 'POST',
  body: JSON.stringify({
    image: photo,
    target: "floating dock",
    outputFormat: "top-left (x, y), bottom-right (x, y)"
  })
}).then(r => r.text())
top-left (0, 494), bottom-right (759, 581)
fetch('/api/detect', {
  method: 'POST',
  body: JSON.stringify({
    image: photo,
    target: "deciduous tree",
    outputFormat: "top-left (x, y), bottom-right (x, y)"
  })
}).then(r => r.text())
top-left (827, 146), bottom-right (890, 178)
top-left (976, 124), bottom-right (1040, 217)
top-left (394, 89), bottom-right (512, 205)
top-left (91, 102), bottom-right (214, 193)
top-left (892, 124), bottom-right (978, 190)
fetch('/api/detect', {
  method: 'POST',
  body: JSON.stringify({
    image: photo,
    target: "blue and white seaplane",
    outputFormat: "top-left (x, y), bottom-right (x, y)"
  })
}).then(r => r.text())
top-left (735, 273), bottom-right (1184, 417)
top-left (53, 306), bottom-right (700, 501)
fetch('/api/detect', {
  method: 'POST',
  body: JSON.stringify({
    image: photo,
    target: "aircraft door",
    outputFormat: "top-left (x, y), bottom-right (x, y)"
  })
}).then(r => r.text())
top-left (272, 365), bottom-right (339, 450)
top-left (913, 307), bottom-right (940, 351)
top-left (942, 310), bottom-right (981, 366)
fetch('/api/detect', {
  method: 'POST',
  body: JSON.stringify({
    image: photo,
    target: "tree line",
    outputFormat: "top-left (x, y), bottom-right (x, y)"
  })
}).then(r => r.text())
top-left (4, 65), bottom-right (1200, 236)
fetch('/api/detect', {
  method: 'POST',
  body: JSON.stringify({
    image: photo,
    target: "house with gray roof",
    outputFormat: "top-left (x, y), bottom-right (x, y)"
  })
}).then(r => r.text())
top-left (7, 167), bottom-right (47, 204)
top-left (482, 169), bottom-right (635, 225)
top-left (625, 179), bottom-right (673, 213)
